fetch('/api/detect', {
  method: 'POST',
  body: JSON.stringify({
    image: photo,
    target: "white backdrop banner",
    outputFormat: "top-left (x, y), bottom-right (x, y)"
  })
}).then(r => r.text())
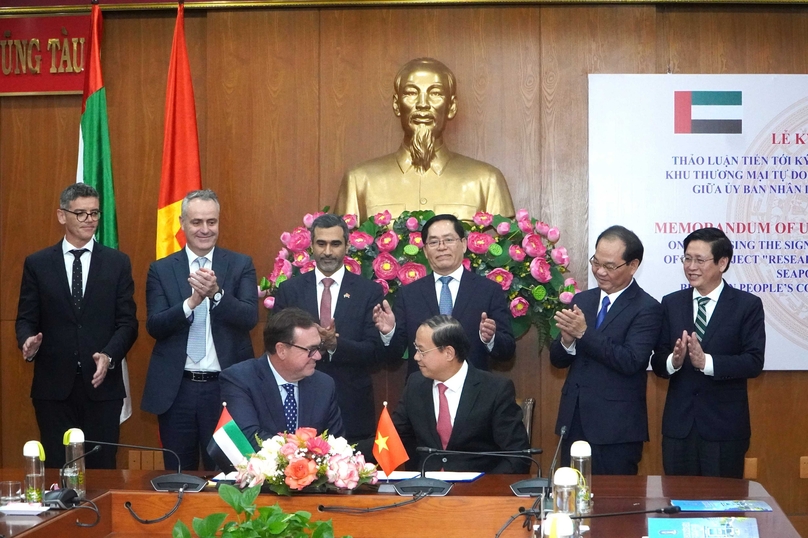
top-left (589, 74), bottom-right (808, 370)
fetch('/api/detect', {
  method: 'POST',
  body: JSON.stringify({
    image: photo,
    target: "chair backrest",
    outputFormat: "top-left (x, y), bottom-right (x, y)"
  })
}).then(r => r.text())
top-left (516, 397), bottom-right (535, 444)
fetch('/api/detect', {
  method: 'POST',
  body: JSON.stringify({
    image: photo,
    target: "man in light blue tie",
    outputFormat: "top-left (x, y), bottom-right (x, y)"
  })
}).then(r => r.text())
top-left (142, 190), bottom-right (258, 471)
top-left (373, 213), bottom-right (515, 376)
top-left (550, 225), bottom-right (662, 475)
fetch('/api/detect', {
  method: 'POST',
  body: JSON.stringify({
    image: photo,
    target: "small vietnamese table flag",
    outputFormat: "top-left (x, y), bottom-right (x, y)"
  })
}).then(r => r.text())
top-left (373, 402), bottom-right (409, 476)
top-left (156, 2), bottom-right (202, 259)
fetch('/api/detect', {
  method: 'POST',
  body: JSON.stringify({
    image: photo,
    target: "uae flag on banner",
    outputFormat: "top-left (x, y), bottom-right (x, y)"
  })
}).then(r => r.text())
top-left (207, 407), bottom-right (253, 472)
top-left (372, 404), bottom-right (409, 476)
top-left (674, 91), bottom-right (743, 134)
top-left (156, 2), bottom-right (202, 259)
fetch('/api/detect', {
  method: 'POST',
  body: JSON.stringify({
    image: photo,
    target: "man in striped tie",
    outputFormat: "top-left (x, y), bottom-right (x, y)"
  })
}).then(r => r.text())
top-left (550, 225), bottom-right (662, 475)
top-left (651, 227), bottom-right (765, 478)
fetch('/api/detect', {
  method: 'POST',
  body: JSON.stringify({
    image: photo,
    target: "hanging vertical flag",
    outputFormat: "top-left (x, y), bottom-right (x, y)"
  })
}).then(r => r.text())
top-left (207, 405), bottom-right (253, 472)
top-left (372, 403), bottom-right (409, 476)
top-left (75, 2), bottom-right (131, 424)
top-left (156, 2), bottom-right (202, 259)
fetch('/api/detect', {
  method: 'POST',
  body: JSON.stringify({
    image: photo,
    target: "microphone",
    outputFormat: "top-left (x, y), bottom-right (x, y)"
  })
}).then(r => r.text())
top-left (85, 440), bottom-right (207, 492)
top-left (42, 445), bottom-right (103, 508)
top-left (511, 425), bottom-right (567, 498)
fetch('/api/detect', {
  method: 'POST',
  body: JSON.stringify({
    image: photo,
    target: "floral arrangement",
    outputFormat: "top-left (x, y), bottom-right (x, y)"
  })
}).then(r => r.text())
top-left (260, 209), bottom-right (578, 345)
top-left (234, 427), bottom-right (377, 496)
top-left (172, 483), bottom-right (342, 538)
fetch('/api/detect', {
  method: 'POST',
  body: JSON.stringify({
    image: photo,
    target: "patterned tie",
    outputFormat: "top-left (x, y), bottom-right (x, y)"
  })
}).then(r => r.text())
top-left (436, 383), bottom-right (452, 449)
top-left (186, 257), bottom-right (208, 363)
top-left (595, 295), bottom-right (610, 329)
top-left (438, 276), bottom-right (453, 315)
top-left (282, 383), bottom-right (297, 433)
top-left (69, 249), bottom-right (88, 310)
top-left (320, 277), bottom-right (334, 328)
top-left (695, 297), bottom-right (710, 341)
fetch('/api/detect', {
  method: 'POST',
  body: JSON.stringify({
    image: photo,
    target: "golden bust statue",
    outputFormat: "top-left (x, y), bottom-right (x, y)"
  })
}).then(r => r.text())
top-left (335, 58), bottom-right (515, 221)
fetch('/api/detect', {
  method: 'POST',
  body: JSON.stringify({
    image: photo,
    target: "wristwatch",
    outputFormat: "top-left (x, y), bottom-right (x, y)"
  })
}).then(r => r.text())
top-left (212, 289), bottom-right (224, 304)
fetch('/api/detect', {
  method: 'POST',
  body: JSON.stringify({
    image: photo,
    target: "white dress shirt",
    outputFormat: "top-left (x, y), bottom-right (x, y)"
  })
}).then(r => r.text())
top-left (432, 360), bottom-right (469, 426)
top-left (182, 245), bottom-right (221, 372)
top-left (666, 280), bottom-right (724, 376)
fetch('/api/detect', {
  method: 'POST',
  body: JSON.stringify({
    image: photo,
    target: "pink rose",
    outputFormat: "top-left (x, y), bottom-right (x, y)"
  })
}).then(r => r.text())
top-left (517, 219), bottom-right (533, 234)
top-left (373, 252), bottom-right (400, 280)
top-left (302, 212), bottom-right (325, 228)
top-left (472, 212), bottom-right (494, 227)
top-left (285, 457), bottom-right (318, 490)
top-left (496, 222), bottom-right (511, 236)
top-left (547, 227), bottom-right (560, 243)
top-left (373, 210), bottom-right (392, 226)
top-left (349, 231), bottom-right (374, 250)
top-left (343, 256), bottom-right (361, 274)
top-left (551, 247), bottom-right (570, 267)
top-left (281, 226), bottom-right (312, 252)
top-left (280, 441), bottom-right (299, 458)
top-left (374, 278), bottom-right (390, 295)
top-left (291, 250), bottom-right (310, 267)
top-left (522, 234), bottom-right (547, 258)
top-left (559, 291), bottom-right (575, 304)
top-left (299, 260), bottom-right (316, 273)
top-left (409, 232), bottom-right (424, 248)
top-left (295, 427), bottom-right (318, 442)
top-left (342, 214), bottom-right (358, 230)
top-left (306, 436), bottom-right (331, 456)
top-left (263, 296), bottom-right (275, 309)
top-left (535, 221), bottom-right (550, 236)
top-left (509, 245), bottom-right (526, 262)
top-left (376, 230), bottom-right (399, 252)
top-left (530, 257), bottom-right (552, 283)
top-left (486, 268), bottom-right (514, 291)
top-left (398, 262), bottom-right (427, 285)
top-left (327, 455), bottom-right (359, 490)
top-left (467, 232), bottom-right (496, 254)
top-left (564, 277), bottom-right (578, 287)
top-left (515, 208), bottom-right (530, 221)
top-left (510, 297), bottom-right (529, 317)
top-left (462, 258), bottom-right (471, 271)
top-left (406, 217), bottom-right (420, 231)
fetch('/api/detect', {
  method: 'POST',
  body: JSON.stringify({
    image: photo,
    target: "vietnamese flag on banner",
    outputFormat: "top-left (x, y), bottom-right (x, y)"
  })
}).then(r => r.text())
top-left (156, 3), bottom-right (201, 259)
top-left (372, 404), bottom-right (409, 476)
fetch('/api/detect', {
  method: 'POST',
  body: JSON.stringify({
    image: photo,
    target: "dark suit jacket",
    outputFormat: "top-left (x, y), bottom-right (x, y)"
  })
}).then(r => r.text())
top-left (387, 270), bottom-right (515, 374)
top-left (16, 241), bottom-right (138, 401)
top-left (550, 280), bottom-right (662, 445)
top-left (141, 247), bottom-right (258, 415)
top-left (274, 270), bottom-right (383, 440)
top-left (220, 355), bottom-right (345, 449)
top-left (650, 283), bottom-right (765, 441)
top-left (390, 365), bottom-right (530, 473)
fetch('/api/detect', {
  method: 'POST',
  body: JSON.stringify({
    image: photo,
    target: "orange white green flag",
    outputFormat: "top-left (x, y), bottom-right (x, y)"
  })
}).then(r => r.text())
top-left (372, 403), bottom-right (409, 476)
top-left (156, 2), bottom-right (201, 259)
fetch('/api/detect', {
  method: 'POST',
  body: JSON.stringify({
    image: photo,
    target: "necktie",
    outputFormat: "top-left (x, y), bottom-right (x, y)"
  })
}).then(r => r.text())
top-left (436, 383), bottom-right (452, 449)
top-left (438, 276), bottom-right (453, 315)
top-left (695, 297), bottom-right (710, 341)
top-left (595, 296), bottom-right (610, 328)
top-left (320, 277), bottom-right (334, 328)
top-left (282, 383), bottom-right (297, 433)
top-left (186, 257), bottom-right (208, 363)
top-left (69, 249), bottom-right (88, 310)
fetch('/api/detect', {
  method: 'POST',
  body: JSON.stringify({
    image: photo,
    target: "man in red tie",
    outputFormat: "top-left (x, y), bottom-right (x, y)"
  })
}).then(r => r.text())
top-left (388, 315), bottom-right (529, 473)
top-left (273, 214), bottom-right (384, 445)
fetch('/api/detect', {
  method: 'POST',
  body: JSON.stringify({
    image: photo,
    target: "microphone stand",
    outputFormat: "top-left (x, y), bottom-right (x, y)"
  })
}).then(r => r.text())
top-left (512, 425), bottom-right (567, 499)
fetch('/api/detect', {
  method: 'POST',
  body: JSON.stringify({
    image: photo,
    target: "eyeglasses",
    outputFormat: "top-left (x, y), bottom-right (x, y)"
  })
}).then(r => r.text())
top-left (589, 255), bottom-right (627, 273)
top-left (425, 237), bottom-right (461, 249)
top-left (413, 343), bottom-right (441, 357)
top-left (62, 209), bottom-right (101, 222)
top-left (284, 342), bottom-right (326, 358)
top-left (680, 256), bottom-right (715, 266)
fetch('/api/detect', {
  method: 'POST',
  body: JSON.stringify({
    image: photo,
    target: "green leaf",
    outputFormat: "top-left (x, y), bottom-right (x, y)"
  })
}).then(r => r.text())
top-left (312, 520), bottom-right (336, 538)
top-left (172, 520), bottom-right (192, 538)
top-left (241, 484), bottom-right (261, 508)
top-left (510, 315), bottom-right (531, 339)
top-left (218, 483), bottom-right (244, 514)
top-left (192, 513), bottom-right (228, 538)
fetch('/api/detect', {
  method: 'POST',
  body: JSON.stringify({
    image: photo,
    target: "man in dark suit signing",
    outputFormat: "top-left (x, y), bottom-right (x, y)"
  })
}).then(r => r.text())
top-left (389, 315), bottom-right (529, 473)
top-left (16, 183), bottom-right (138, 468)
top-left (274, 214), bottom-right (383, 444)
top-left (373, 213), bottom-right (514, 375)
top-left (550, 225), bottom-right (662, 475)
top-left (220, 308), bottom-right (344, 448)
top-left (651, 227), bottom-right (765, 478)
top-left (142, 189), bottom-right (258, 471)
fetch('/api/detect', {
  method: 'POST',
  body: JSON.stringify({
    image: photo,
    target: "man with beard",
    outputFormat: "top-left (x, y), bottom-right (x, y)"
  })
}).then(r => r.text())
top-left (335, 58), bottom-right (515, 221)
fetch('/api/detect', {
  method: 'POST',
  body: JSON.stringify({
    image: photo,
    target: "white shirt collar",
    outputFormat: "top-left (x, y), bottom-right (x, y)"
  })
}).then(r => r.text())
top-left (267, 354), bottom-right (296, 386)
top-left (185, 244), bottom-right (215, 264)
top-left (62, 237), bottom-right (95, 254)
top-left (434, 360), bottom-right (469, 393)
top-left (694, 279), bottom-right (725, 303)
top-left (432, 265), bottom-right (465, 284)
top-left (600, 278), bottom-right (634, 304)
top-left (315, 265), bottom-right (345, 286)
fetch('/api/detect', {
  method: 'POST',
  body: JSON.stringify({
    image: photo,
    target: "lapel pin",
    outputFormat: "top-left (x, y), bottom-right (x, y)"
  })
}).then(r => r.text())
top-left (343, 293), bottom-right (350, 298)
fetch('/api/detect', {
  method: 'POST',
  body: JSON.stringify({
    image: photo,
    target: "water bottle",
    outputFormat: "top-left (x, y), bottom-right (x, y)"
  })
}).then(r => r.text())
top-left (552, 467), bottom-right (578, 536)
top-left (63, 428), bottom-right (86, 498)
top-left (23, 440), bottom-right (46, 504)
top-left (570, 440), bottom-right (592, 515)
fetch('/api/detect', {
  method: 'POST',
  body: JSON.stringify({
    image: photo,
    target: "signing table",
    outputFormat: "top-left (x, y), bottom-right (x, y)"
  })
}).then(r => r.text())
top-left (0, 470), bottom-right (799, 537)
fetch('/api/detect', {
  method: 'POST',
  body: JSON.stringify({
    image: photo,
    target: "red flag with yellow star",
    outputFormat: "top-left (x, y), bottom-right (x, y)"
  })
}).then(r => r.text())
top-left (372, 404), bottom-right (409, 476)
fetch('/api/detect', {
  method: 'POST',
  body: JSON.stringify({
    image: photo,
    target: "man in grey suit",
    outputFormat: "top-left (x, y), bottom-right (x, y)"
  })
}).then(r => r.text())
top-left (142, 189), bottom-right (258, 471)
